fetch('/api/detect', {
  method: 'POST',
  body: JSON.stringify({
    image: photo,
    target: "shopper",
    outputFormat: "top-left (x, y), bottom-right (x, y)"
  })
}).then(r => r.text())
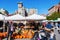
top-left (45, 22), bottom-right (54, 40)
top-left (31, 30), bottom-right (39, 40)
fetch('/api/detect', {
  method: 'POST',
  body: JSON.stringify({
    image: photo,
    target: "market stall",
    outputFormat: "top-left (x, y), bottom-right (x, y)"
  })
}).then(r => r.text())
top-left (0, 14), bottom-right (7, 32)
top-left (0, 14), bottom-right (8, 40)
top-left (3, 14), bottom-right (46, 40)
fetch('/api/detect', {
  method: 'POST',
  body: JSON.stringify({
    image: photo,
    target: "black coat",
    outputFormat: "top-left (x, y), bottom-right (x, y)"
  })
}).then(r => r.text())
top-left (32, 32), bottom-right (39, 40)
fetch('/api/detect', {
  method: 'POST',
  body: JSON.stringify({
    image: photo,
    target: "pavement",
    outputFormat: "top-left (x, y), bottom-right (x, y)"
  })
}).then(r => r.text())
top-left (3, 38), bottom-right (31, 40)
top-left (54, 28), bottom-right (60, 40)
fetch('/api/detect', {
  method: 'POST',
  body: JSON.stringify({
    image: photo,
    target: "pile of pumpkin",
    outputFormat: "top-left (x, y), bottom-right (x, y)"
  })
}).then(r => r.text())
top-left (0, 32), bottom-right (8, 39)
top-left (12, 29), bottom-right (35, 39)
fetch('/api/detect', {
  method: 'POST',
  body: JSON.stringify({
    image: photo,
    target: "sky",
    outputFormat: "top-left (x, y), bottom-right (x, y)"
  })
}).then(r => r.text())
top-left (0, 0), bottom-right (59, 14)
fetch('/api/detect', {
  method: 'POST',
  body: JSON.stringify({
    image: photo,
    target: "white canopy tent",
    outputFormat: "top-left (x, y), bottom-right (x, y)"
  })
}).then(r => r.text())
top-left (0, 14), bottom-right (7, 32)
top-left (5, 14), bottom-right (25, 20)
top-left (0, 14), bottom-right (6, 20)
top-left (42, 20), bottom-right (48, 22)
top-left (57, 18), bottom-right (60, 21)
top-left (26, 14), bottom-right (46, 20)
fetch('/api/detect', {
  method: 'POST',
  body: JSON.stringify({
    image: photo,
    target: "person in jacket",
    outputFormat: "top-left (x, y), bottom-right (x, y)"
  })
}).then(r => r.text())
top-left (45, 22), bottom-right (55, 40)
top-left (32, 30), bottom-right (39, 40)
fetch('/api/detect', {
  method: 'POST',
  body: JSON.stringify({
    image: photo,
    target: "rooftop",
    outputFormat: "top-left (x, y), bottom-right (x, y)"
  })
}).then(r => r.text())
top-left (48, 2), bottom-right (60, 11)
top-left (48, 6), bottom-right (54, 11)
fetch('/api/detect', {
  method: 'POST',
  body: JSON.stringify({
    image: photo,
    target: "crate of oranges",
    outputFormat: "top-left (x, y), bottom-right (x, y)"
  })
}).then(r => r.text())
top-left (0, 32), bottom-right (8, 39)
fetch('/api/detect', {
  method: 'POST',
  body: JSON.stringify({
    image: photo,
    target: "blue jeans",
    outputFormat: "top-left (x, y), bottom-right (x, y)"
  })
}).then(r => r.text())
top-left (49, 36), bottom-right (55, 40)
top-left (49, 38), bottom-right (54, 40)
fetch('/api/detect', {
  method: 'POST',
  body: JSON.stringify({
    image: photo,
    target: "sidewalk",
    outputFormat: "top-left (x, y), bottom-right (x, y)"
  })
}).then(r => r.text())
top-left (54, 28), bottom-right (60, 40)
top-left (3, 38), bottom-right (31, 40)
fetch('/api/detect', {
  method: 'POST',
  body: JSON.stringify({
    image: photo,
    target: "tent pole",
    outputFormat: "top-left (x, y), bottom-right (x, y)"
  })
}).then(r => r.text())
top-left (3, 17), bottom-right (5, 32)
top-left (24, 17), bottom-right (27, 28)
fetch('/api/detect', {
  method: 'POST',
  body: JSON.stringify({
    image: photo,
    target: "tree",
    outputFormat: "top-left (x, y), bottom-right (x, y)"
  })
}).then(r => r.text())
top-left (46, 12), bottom-right (60, 20)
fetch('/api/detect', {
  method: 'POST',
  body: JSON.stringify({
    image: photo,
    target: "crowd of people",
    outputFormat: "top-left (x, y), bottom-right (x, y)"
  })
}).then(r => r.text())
top-left (0, 21), bottom-right (60, 40)
top-left (32, 22), bottom-right (55, 40)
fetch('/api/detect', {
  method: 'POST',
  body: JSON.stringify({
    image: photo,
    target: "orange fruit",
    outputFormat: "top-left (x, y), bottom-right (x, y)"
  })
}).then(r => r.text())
top-left (19, 35), bottom-right (22, 39)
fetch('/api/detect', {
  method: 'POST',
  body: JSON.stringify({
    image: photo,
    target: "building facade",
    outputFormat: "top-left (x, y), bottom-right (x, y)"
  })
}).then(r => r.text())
top-left (0, 8), bottom-right (9, 15)
top-left (28, 8), bottom-right (38, 16)
top-left (14, 2), bottom-right (38, 17)
top-left (17, 2), bottom-right (28, 17)
top-left (48, 3), bottom-right (60, 16)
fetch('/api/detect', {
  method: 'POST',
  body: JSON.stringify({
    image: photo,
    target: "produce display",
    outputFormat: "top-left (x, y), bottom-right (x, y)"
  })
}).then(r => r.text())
top-left (0, 32), bottom-right (8, 39)
top-left (12, 29), bottom-right (35, 39)
top-left (0, 29), bottom-right (35, 39)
